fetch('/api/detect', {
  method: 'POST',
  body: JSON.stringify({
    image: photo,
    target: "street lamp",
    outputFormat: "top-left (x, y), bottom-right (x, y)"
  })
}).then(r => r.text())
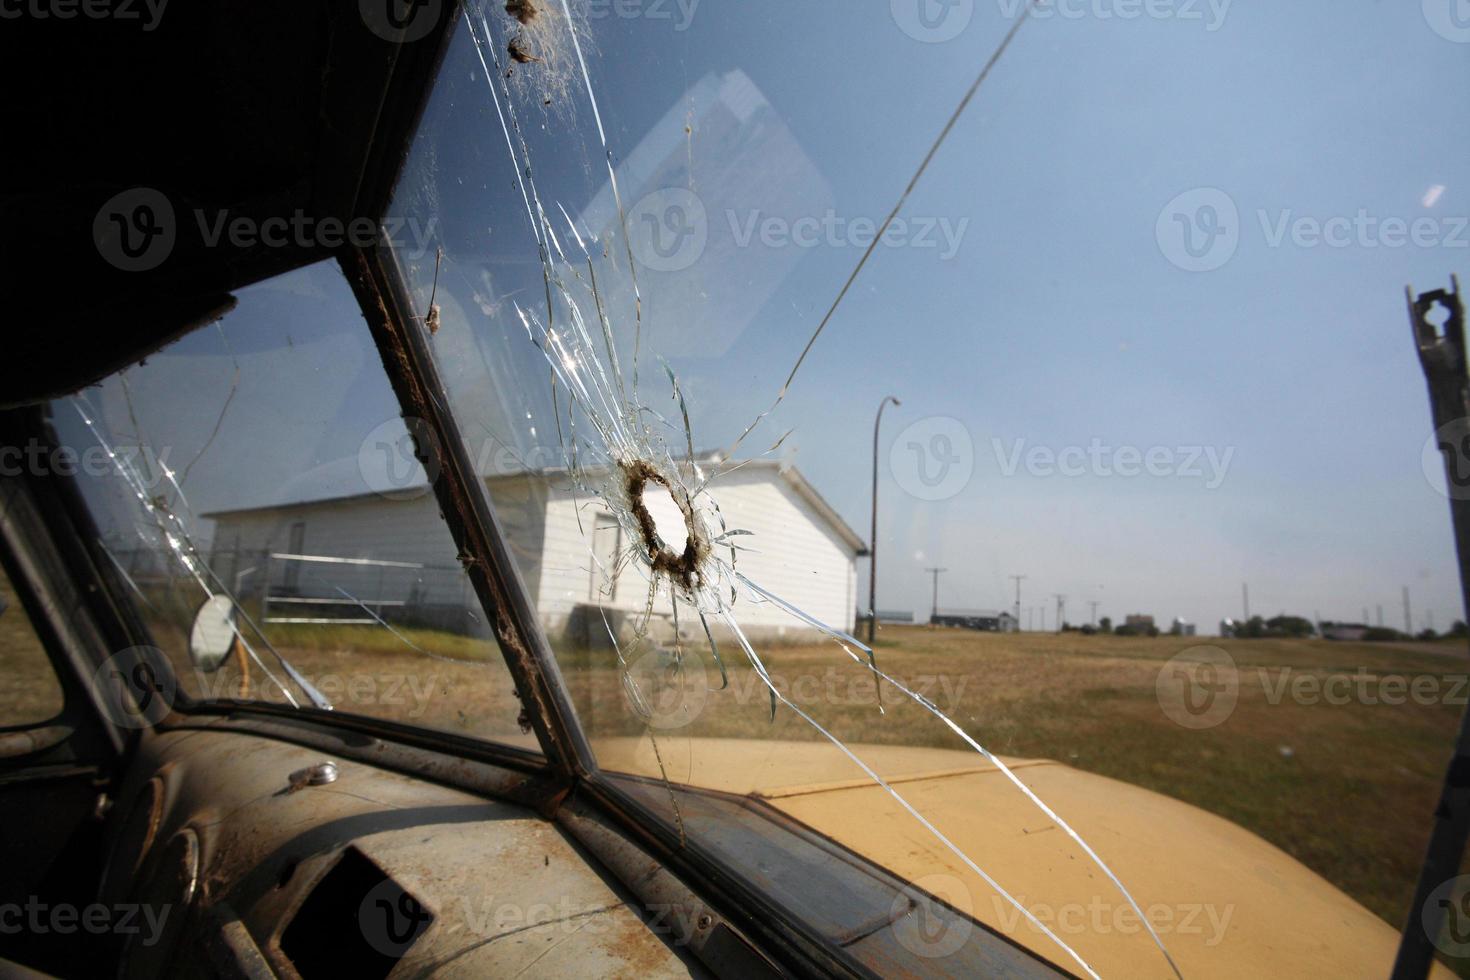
top-left (869, 395), bottom-right (901, 645)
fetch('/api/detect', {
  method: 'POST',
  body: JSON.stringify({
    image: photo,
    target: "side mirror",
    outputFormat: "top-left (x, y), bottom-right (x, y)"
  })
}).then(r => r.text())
top-left (188, 596), bottom-right (237, 673)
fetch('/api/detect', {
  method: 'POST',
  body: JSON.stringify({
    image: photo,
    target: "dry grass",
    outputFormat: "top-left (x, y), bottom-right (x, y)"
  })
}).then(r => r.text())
top-left (0, 567), bottom-right (64, 728)
top-left (165, 622), bottom-right (529, 743)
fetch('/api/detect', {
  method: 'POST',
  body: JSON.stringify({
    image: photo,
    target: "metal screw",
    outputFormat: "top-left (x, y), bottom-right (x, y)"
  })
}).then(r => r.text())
top-left (287, 761), bottom-right (339, 791)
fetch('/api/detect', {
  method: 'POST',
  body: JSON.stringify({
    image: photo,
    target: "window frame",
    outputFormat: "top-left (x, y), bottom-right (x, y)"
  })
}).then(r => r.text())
top-left (0, 413), bottom-right (136, 760)
top-left (0, 9), bottom-right (1080, 973)
top-left (339, 246), bottom-right (597, 779)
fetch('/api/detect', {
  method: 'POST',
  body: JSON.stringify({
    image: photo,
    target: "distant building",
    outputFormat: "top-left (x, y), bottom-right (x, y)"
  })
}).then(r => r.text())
top-left (1171, 617), bottom-right (1197, 637)
top-left (931, 610), bottom-right (1018, 633)
top-left (1125, 614), bottom-right (1156, 631)
top-left (1321, 622), bottom-right (1369, 642)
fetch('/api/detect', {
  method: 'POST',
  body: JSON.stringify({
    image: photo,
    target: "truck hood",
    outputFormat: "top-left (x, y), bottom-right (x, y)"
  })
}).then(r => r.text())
top-left (592, 736), bottom-right (1444, 979)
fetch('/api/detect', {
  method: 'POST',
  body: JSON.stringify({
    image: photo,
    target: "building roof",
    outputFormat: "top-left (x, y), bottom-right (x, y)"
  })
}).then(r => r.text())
top-left (202, 457), bottom-right (869, 556)
top-left (738, 460), bottom-right (868, 555)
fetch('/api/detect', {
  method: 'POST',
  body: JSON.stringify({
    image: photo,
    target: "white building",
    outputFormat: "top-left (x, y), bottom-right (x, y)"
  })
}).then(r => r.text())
top-left (204, 461), bottom-right (865, 643)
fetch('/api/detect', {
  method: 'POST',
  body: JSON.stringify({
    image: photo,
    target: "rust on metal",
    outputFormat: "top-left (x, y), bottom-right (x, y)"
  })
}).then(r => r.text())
top-left (505, 0), bottom-right (538, 25)
top-left (338, 249), bottom-right (590, 788)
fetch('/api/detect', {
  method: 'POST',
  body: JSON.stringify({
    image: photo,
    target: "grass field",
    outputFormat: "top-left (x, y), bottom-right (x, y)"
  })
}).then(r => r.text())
top-left (0, 568), bottom-right (64, 727)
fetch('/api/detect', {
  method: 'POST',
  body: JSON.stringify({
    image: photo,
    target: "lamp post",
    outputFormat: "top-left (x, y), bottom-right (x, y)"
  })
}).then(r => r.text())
top-left (926, 567), bottom-right (948, 624)
top-left (1009, 574), bottom-right (1026, 631)
top-left (869, 395), bottom-right (901, 645)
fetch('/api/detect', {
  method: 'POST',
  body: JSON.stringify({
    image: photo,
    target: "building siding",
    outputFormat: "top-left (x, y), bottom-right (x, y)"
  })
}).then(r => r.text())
top-left (206, 495), bottom-right (474, 619)
top-left (535, 467), bottom-right (858, 640)
top-left (209, 465), bottom-right (860, 643)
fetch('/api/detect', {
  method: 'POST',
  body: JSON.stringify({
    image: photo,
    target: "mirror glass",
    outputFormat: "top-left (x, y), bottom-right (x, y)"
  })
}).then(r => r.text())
top-left (188, 595), bottom-right (236, 674)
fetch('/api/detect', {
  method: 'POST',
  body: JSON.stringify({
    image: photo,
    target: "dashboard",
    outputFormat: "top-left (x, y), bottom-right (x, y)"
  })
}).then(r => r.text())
top-left (101, 725), bottom-right (702, 979)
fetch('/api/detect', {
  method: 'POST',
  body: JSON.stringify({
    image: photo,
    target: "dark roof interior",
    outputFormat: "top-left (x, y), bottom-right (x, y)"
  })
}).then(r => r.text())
top-left (0, 1), bottom-right (458, 407)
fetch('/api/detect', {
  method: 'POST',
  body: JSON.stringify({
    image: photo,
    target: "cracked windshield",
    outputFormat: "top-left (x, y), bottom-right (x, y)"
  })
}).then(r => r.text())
top-left (57, 0), bottom-right (1470, 977)
top-left (52, 261), bottom-right (534, 747)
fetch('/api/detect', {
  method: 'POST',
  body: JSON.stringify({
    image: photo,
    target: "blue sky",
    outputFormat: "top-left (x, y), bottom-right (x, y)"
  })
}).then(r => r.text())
top-left (477, 0), bottom-right (1470, 632)
top-left (68, 1), bottom-right (1470, 636)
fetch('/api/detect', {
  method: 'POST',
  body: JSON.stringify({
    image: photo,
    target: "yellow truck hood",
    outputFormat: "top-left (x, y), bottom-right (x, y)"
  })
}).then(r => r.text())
top-left (593, 737), bottom-right (1445, 979)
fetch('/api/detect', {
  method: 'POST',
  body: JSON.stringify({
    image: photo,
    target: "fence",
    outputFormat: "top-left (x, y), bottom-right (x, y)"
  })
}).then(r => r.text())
top-left (104, 545), bottom-right (477, 634)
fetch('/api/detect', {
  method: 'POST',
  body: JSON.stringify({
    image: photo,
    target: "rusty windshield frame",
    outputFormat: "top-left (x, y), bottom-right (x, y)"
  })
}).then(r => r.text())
top-left (339, 244), bottom-right (597, 779)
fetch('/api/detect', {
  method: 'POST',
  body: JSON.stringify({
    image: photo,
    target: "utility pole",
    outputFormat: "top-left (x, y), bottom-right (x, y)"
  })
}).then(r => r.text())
top-left (1242, 582), bottom-right (1250, 620)
top-left (1053, 594), bottom-right (1067, 632)
top-left (868, 395), bottom-right (901, 645)
top-left (1362, 606), bottom-right (1370, 626)
top-left (925, 568), bottom-right (947, 624)
top-left (1027, 607), bottom-right (1035, 631)
top-left (1404, 586), bottom-right (1413, 636)
top-left (1088, 600), bottom-right (1100, 626)
top-left (1009, 575), bottom-right (1026, 631)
